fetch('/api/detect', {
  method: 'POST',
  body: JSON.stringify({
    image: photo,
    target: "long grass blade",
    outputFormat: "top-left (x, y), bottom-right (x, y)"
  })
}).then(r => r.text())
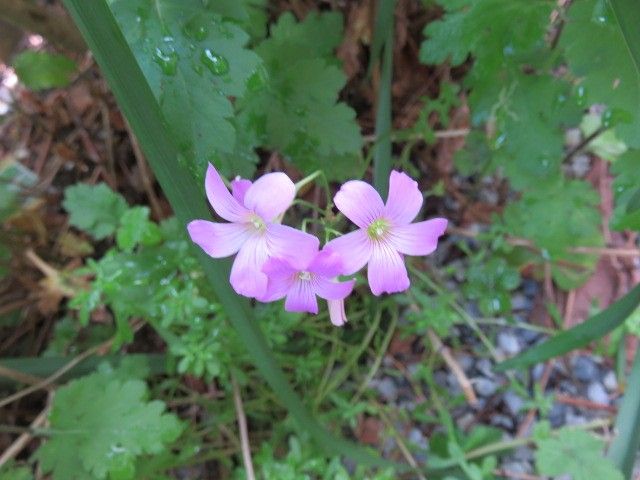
top-left (61, 0), bottom-right (397, 469)
top-left (497, 282), bottom-right (640, 371)
top-left (607, 348), bottom-right (640, 477)
top-left (372, 0), bottom-right (395, 197)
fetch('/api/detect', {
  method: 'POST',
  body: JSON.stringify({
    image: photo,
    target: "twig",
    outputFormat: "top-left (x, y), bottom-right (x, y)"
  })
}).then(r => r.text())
top-left (427, 329), bottom-right (478, 406)
top-left (556, 393), bottom-right (617, 413)
top-left (363, 127), bottom-right (470, 143)
top-left (0, 398), bottom-right (50, 468)
top-left (0, 364), bottom-right (44, 386)
top-left (231, 374), bottom-right (256, 480)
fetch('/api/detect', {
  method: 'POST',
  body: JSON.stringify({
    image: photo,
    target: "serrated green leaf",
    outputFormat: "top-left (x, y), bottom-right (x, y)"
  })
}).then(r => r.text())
top-left (37, 369), bottom-right (183, 480)
top-left (501, 180), bottom-right (602, 289)
top-left (13, 51), bottom-right (77, 90)
top-left (63, 183), bottom-right (128, 239)
top-left (116, 206), bottom-right (162, 252)
top-left (110, 0), bottom-right (261, 178)
top-left (239, 12), bottom-right (363, 180)
top-left (562, 0), bottom-right (640, 148)
top-left (535, 428), bottom-right (623, 480)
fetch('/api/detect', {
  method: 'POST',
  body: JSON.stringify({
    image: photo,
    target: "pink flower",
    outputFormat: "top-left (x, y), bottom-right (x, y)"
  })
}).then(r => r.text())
top-left (187, 164), bottom-right (318, 299)
top-left (261, 249), bottom-right (355, 320)
top-left (325, 171), bottom-right (447, 296)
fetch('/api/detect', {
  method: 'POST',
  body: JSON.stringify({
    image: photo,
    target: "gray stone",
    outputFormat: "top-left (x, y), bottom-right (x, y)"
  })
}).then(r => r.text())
top-left (603, 370), bottom-right (618, 392)
top-left (532, 363), bottom-right (546, 381)
top-left (374, 377), bottom-right (398, 402)
top-left (503, 390), bottom-right (525, 416)
top-left (511, 294), bottom-right (531, 311)
top-left (565, 409), bottom-right (588, 426)
top-left (572, 355), bottom-right (599, 382)
top-left (498, 331), bottom-right (521, 356)
top-left (408, 428), bottom-right (428, 449)
top-left (500, 460), bottom-right (533, 475)
top-left (475, 377), bottom-right (499, 397)
top-left (491, 414), bottom-right (514, 430)
top-left (512, 446), bottom-right (534, 462)
top-left (587, 382), bottom-right (609, 405)
top-left (454, 353), bottom-right (475, 373)
top-left (522, 279), bottom-right (539, 298)
top-left (476, 358), bottom-right (495, 378)
top-left (549, 403), bottom-right (567, 428)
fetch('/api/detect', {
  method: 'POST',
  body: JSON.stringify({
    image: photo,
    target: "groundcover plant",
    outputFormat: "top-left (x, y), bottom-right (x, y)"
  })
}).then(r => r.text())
top-left (0, 0), bottom-right (639, 479)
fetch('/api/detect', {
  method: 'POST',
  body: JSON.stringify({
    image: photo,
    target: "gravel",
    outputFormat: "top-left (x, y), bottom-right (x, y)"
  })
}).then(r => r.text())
top-left (587, 382), bottom-right (609, 405)
top-left (503, 390), bottom-right (525, 416)
top-left (475, 377), bottom-right (499, 397)
top-left (497, 331), bottom-right (521, 356)
top-left (603, 370), bottom-right (618, 392)
top-left (572, 355), bottom-right (600, 382)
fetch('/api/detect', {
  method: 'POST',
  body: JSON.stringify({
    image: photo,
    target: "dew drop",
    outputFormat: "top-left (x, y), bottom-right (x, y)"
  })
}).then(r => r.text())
top-left (153, 45), bottom-right (178, 76)
top-left (200, 49), bottom-right (229, 76)
top-left (183, 17), bottom-right (209, 41)
top-left (576, 85), bottom-right (587, 107)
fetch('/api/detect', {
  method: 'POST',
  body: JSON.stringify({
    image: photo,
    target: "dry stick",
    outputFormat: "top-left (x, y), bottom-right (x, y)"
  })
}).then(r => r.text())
top-left (427, 329), bottom-right (478, 406)
top-left (363, 127), bottom-right (470, 143)
top-left (0, 342), bottom-right (105, 410)
top-left (0, 365), bottom-right (44, 386)
top-left (0, 399), bottom-right (50, 468)
top-left (555, 393), bottom-right (617, 414)
top-left (124, 120), bottom-right (164, 220)
top-left (231, 374), bottom-right (256, 480)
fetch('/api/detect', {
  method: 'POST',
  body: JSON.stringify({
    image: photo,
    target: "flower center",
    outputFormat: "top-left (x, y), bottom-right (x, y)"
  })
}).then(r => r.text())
top-left (249, 214), bottom-right (266, 232)
top-left (367, 218), bottom-right (389, 240)
top-left (298, 271), bottom-right (312, 281)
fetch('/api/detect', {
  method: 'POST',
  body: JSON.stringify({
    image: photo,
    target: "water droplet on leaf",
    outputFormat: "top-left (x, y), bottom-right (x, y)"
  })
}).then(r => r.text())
top-left (200, 49), bottom-right (229, 76)
top-left (183, 17), bottom-right (209, 41)
top-left (153, 45), bottom-right (178, 76)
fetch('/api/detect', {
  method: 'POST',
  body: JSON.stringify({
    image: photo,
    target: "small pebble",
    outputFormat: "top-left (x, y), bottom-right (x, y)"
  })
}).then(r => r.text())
top-left (587, 382), bottom-right (609, 405)
top-left (532, 363), bottom-right (546, 381)
top-left (522, 279), bottom-right (539, 298)
top-left (501, 460), bottom-right (533, 475)
top-left (374, 378), bottom-right (398, 402)
top-left (474, 377), bottom-right (499, 397)
top-left (454, 353), bottom-right (474, 373)
top-left (408, 428), bottom-right (428, 449)
top-left (476, 358), bottom-right (495, 378)
top-left (511, 294), bottom-right (531, 311)
top-left (559, 380), bottom-right (578, 396)
top-left (491, 414), bottom-right (514, 430)
top-left (572, 355), bottom-right (599, 382)
top-left (498, 331), bottom-right (521, 356)
top-left (549, 403), bottom-right (567, 428)
top-left (565, 409), bottom-right (588, 426)
top-left (503, 390), bottom-right (525, 416)
top-left (603, 370), bottom-right (618, 392)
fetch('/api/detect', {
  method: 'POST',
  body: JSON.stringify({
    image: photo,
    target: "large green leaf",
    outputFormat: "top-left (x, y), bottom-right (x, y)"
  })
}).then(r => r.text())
top-left (61, 0), bottom-right (399, 470)
top-left (110, 0), bottom-right (261, 178)
top-left (497, 282), bottom-right (640, 371)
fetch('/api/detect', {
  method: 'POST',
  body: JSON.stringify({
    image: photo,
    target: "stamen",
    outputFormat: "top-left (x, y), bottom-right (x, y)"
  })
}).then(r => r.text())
top-left (298, 271), bottom-right (312, 281)
top-left (367, 218), bottom-right (389, 240)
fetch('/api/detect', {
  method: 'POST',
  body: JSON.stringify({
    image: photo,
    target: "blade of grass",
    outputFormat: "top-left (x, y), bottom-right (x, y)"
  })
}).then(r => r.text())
top-left (607, 347), bottom-right (640, 477)
top-left (372, 0), bottom-right (395, 197)
top-left (496, 282), bottom-right (640, 371)
top-left (61, 0), bottom-right (399, 469)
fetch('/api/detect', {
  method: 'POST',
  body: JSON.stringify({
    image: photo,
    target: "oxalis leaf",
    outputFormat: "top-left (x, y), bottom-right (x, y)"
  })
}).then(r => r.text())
top-left (110, 0), bottom-right (261, 178)
top-left (62, 0), bottom-right (404, 472)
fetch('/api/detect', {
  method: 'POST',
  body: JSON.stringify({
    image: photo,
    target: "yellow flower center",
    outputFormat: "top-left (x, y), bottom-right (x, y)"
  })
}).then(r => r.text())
top-left (249, 214), bottom-right (266, 232)
top-left (367, 218), bottom-right (389, 240)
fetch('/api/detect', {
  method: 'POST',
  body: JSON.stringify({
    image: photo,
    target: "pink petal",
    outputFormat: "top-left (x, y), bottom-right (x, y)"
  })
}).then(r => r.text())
top-left (231, 178), bottom-right (252, 204)
top-left (324, 230), bottom-right (372, 275)
top-left (383, 170), bottom-right (423, 225)
top-left (230, 235), bottom-right (269, 298)
top-left (261, 257), bottom-right (296, 302)
top-left (285, 280), bottom-right (318, 313)
top-left (388, 218), bottom-right (448, 256)
top-left (308, 249), bottom-right (343, 278)
top-left (187, 220), bottom-right (250, 258)
top-left (205, 164), bottom-right (249, 222)
top-left (265, 224), bottom-right (319, 269)
top-left (328, 299), bottom-right (347, 327)
top-left (334, 180), bottom-right (384, 229)
top-left (367, 242), bottom-right (410, 295)
top-left (314, 277), bottom-right (355, 300)
top-left (244, 172), bottom-right (295, 221)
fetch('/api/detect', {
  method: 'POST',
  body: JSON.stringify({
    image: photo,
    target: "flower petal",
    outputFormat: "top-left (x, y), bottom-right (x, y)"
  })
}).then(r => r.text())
top-left (231, 178), bottom-right (252, 204)
top-left (205, 163), bottom-right (249, 222)
top-left (383, 170), bottom-right (423, 225)
top-left (334, 180), bottom-right (384, 229)
top-left (314, 277), bottom-right (355, 300)
top-left (230, 235), bottom-right (269, 298)
top-left (367, 242), bottom-right (410, 295)
top-left (187, 220), bottom-right (250, 258)
top-left (328, 299), bottom-right (348, 327)
top-left (265, 224), bottom-right (319, 269)
top-left (244, 172), bottom-right (295, 221)
top-left (324, 230), bottom-right (372, 275)
top-left (388, 218), bottom-right (448, 256)
top-left (261, 257), bottom-right (296, 302)
top-left (285, 280), bottom-right (318, 313)
top-left (308, 249), bottom-right (343, 278)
